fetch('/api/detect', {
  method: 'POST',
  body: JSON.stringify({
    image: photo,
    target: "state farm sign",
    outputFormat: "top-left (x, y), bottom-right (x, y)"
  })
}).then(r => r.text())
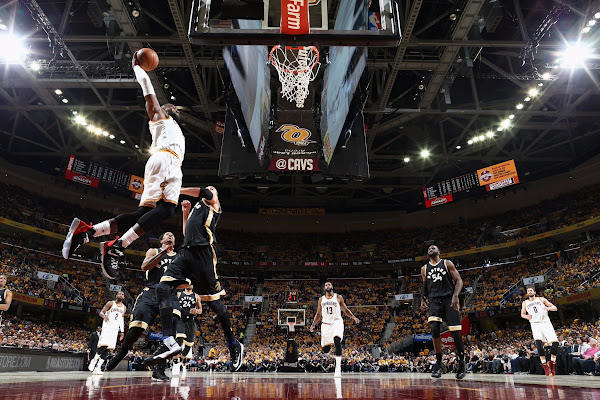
top-left (425, 194), bottom-right (453, 208)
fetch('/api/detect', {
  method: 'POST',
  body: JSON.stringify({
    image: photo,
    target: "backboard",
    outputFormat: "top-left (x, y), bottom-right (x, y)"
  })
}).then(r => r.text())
top-left (277, 309), bottom-right (306, 326)
top-left (188, 0), bottom-right (401, 47)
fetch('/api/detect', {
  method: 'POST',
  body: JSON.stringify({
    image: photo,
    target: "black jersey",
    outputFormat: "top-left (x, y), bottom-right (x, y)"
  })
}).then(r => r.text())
top-left (425, 259), bottom-right (455, 298)
top-left (0, 288), bottom-right (6, 305)
top-left (146, 250), bottom-right (177, 288)
top-left (183, 198), bottom-right (221, 247)
top-left (179, 291), bottom-right (196, 316)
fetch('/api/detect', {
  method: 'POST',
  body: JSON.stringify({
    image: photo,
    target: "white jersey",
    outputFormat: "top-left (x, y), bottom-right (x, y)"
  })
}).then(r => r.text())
top-left (321, 293), bottom-right (342, 324)
top-left (149, 116), bottom-right (185, 162)
top-left (102, 301), bottom-right (125, 332)
top-left (525, 297), bottom-right (549, 323)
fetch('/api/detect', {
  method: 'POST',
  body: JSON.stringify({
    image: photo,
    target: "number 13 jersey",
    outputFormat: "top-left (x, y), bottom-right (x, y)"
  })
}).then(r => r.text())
top-left (321, 293), bottom-right (342, 323)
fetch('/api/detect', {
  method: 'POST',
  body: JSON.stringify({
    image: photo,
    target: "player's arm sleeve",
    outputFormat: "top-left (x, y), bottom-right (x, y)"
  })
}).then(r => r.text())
top-left (134, 65), bottom-right (155, 97)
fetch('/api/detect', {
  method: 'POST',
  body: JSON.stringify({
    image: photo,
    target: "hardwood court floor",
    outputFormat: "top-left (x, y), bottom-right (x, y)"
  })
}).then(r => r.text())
top-left (1, 371), bottom-right (600, 399)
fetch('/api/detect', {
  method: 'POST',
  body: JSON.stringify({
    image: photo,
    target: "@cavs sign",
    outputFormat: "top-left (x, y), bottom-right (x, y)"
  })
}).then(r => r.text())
top-left (269, 157), bottom-right (321, 172)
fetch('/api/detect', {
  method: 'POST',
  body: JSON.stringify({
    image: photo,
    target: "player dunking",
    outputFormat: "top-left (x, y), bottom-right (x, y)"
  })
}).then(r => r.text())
top-left (62, 50), bottom-right (185, 280)
top-left (172, 285), bottom-right (202, 376)
top-left (420, 245), bottom-right (466, 379)
top-left (310, 282), bottom-right (360, 378)
top-left (144, 188), bottom-right (244, 371)
top-left (104, 232), bottom-right (179, 381)
top-left (88, 291), bottom-right (126, 374)
top-left (521, 285), bottom-right (559, 376)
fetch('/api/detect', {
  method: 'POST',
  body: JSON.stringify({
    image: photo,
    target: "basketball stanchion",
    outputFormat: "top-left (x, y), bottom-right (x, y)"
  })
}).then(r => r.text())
top-left (270, 45), bottom-right (320, 108)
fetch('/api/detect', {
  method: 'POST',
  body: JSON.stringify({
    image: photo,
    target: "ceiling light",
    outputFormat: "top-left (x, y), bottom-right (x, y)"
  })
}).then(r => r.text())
top-left (54, 89), bottom-right (62, 95)
top-left (420, 149), bottom-right (430, 158)
top-left (86, 125), bottom-right (95, 132)
top-left (486, 131), bottom-right (494, 138)
top-left (508, 114), bottom-right (514, 119)
top-left (538, 82), bottom-right (543, 87)
top-left (94, 127), bottom-right (102, 135)
top-left (74, 115), bottom-right (86, 125)
top-left (500, 119), bottom-right (511, 128)
top-left (131, 9), bottom-right (140, 17)
top-left (542, 72), bottom-right (551, 80)
top-left (120, 140), bottom-right (126, 144)
top-left (467, 140), bottom-right (473, 145)
top-left (30, 61), bottom-right (40, 71)
top-left (0, 24), bottom-right (6, 31)
top-left (589, 20), bottom-right (596, 26)
top-left (472, 136), bottom-right (480, 143)
top-left (558, 42), bottom-right (593, 69)
top-left (524, 97), bottom-right (531, 102)
top-left (72, 111), bottom-right (77, 115)
top-left (62, 98), bottom-right (69, 104)
top-left (595, 12), bottom-right (600, 19)
top-left (582, 27), bottom-right (591, 33)
top-left (528, 88), bottom-right (539, 97)
top-left (403, 157), bottom-right (410, 163)
top-left (170, 96), bottom-right (176, 100)
top-left (0, 34), bottom-right (27, 62)
top-left (102, 131), bottom-right (109, 137)
top-left (455, 145), bottom-right (461, 150)
top-left (109, 134), bottom-right (115, 139)
top-left (135, 144), bottom-right (139, 149)
top-left (516, 104), bottom-right (524, 109)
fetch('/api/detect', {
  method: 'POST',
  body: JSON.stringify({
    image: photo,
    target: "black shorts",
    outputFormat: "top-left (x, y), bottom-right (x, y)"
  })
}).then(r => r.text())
top-left (130, 287), bottom-right (181, 330)
top-left (428, 295), bottom-right (462, 330)
top-left (160, 246), bottom-right (226, 301)
top-left (176, 316), bottom-right (197, 345)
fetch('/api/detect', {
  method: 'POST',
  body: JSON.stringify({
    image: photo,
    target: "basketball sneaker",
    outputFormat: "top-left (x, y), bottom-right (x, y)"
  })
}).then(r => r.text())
top-left (549, 360), bottom-right (556, 376)
top-left (229, 341), bottom-right (244, 372)
top-left (152, 363), bottom-right (169, 382)
top-left (144, 338), bottom-right (181, 367)
top-left (541, 362), bottom-right (551, 376)
top-left (172, 360), bottom-right (181, 376)
top-left (88, 354), bottom-right (100, 372)
top-left (100, 238), bottom-right (124, 280)
top-left (455, 358), bottom-right (466, 380)
top-left (62, 218), bottom-right (94, 259)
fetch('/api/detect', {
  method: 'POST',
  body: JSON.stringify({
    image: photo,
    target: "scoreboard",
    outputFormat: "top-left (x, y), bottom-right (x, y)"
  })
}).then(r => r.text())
top-left (423, 171), bottom-right (480, 201)
top-left (286, 290), bottom-right (298, 303)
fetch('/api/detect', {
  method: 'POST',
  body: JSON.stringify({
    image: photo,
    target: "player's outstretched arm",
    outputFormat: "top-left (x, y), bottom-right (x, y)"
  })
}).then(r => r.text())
top-left (182, 200), bottom-right (191, 236)
top-left (446, 260), bottom-right (463, 311)
top-left (132, 52), bottom-right (167, 122)
top-left (310, 298), bottom-right (323, 332)
top-left (0, 289), bottom-right (12, 312)
top-left (339, 295), bottom-right (360, 324)
top-left (521, 301), bottom-right (532, 320)
top-left (541, 297), bottom-right (557, 312)
top-left (190, 294), bottom-right (202, 315)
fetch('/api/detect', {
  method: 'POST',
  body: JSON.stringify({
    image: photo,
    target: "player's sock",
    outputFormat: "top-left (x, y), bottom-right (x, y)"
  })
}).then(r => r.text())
top-left (120, 227), bottom-right (140, 248)
top-left (335, 356), bottom-right (342, 376)
top-left (450, 331), bottom-right (465, 360)
top-left (92, 221), bottom-right (110, 237)
top-left (207, 300), bottom-right (236, 346)
top-left (157, 282), bottom-right (175, 337)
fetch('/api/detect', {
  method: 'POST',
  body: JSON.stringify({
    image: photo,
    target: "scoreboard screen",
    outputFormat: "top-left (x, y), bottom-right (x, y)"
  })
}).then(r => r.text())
top-left (286, 290), bottom-right (298, 303)
top-left (423, 171), bottom-right (480, 201)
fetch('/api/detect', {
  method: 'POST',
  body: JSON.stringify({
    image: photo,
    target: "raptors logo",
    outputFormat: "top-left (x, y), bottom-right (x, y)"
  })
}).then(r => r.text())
top-left (277, 124), bottom-right (316, 146)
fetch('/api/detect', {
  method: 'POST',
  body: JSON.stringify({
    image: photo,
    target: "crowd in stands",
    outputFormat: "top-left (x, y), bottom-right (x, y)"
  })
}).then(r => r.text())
top-left (0, 315), bottom-right (89, 352)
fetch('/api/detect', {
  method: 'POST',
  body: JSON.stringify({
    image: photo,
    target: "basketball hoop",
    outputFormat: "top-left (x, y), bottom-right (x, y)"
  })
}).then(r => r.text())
top-left (287, 321), bottom-right (296, 332)
top-left (270, 45), bottom-right (320, 108)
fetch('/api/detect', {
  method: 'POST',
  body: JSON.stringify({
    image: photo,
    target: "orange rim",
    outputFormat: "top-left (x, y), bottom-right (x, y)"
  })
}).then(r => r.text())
top-left (270, 45), bottom-right (320, 75)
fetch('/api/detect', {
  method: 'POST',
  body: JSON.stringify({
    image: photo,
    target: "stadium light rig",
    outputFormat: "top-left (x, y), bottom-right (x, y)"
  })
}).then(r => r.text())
top-left (0, 34), bottom-right (28, 63)
top-left (556, 42), bottom-right (593, 69)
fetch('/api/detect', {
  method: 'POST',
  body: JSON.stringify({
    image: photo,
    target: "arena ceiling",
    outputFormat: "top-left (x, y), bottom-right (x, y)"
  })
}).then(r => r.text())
top-left (1, 0), bottom-right (600, 213)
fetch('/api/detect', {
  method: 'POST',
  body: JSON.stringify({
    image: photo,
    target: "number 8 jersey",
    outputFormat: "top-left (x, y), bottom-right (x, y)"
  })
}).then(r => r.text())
top-left (525, 297), bottom-right (549, 323)
top-left (321, 293), bottom-right (342, 323)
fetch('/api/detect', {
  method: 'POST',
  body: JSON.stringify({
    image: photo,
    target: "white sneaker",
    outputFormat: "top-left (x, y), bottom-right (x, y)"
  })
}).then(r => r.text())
top-left (88, 355), bottom-right (100, 372)
top-left (334, 370), bottom-right (341, 378)
top-left (93, 364), bottom-right (103, 375)
top-left (172, 362), bottom-right (181, 376)
top-left (181, 365), bottom-right (187, 379)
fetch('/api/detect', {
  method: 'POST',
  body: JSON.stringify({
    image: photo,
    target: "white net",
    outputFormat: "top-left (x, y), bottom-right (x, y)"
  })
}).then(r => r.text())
top-left (270, 46), bottom-right (320, 108)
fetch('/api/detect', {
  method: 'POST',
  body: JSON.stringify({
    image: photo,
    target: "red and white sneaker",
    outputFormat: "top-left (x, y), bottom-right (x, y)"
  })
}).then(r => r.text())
top-left (542, 362), bottom-right (551, 376)
top-left (549, 360), bottom-right (556, 376)
top-left (62, 218), bottom-right (94, 259)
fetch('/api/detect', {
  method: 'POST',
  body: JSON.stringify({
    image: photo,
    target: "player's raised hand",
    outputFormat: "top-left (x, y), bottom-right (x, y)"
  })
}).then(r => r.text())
top-left (182, 200), bottom-right (191, 213)
top-left (353, 317), bottom-right (360, 324)
top-left (132, 51), bottom-right (139, 69)
top-left (309, 325), bottom-right (315, 333)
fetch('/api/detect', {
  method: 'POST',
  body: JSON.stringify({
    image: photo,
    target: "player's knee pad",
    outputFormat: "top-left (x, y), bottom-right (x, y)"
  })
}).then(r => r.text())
top-left (207, 300), bottom-right (228, 319)
top-left (322, 345), bottom-right (332, 354)
top-left (550, 342), bottom-right (559, 355)
top-left (157, 283), bottom-right (173, 308)
top-left (431, 321), bottom-right (442, 338)
top-left (334, 336), bottom-right (342, 356)
top-left (535, 340), bottom-right (545, 354)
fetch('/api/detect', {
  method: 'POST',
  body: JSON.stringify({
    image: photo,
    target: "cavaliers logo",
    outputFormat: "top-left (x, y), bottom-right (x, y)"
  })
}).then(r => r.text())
top-left (277, 124), bottom-right (316, 146)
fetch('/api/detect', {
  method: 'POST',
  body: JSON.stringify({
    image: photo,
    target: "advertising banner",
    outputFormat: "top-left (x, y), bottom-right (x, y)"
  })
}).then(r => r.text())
top-left (425, 194), bottom-right (454, 208)
top-left (245, 296), bottom-right (263, 303)
top-left (12, 292), bottom-right (44, 306)
top-left (523, 275), bottom-right (545, 285)
top-left (477, 159), bottom-right (518, 186)
top-left (486, 175), bottom-right (520, 191)
top-left (128, 175), bottom-right (144, 194)
top-left (280, 0), bottom-right (310, 35)
top-left (268, 157), bottom-right (321, 172)
top-left (440, 316), bottom-right (470, 350)
top-left (0, 349), bottom-right (86, 372)
top-left (259, 208), bottom-right (325, 216)
top-left (109, 284), bottom-right (122, 292)
top-left (414, 334), bottom-right (433, 342)
top-left (37, 271), bottom-right (59, 282)
top-left (395, 294), bottom-right (414, 301)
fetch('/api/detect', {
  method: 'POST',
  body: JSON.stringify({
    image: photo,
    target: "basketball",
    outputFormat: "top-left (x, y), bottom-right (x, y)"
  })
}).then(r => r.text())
top-left (135, 48), bottom-right (159, 71)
